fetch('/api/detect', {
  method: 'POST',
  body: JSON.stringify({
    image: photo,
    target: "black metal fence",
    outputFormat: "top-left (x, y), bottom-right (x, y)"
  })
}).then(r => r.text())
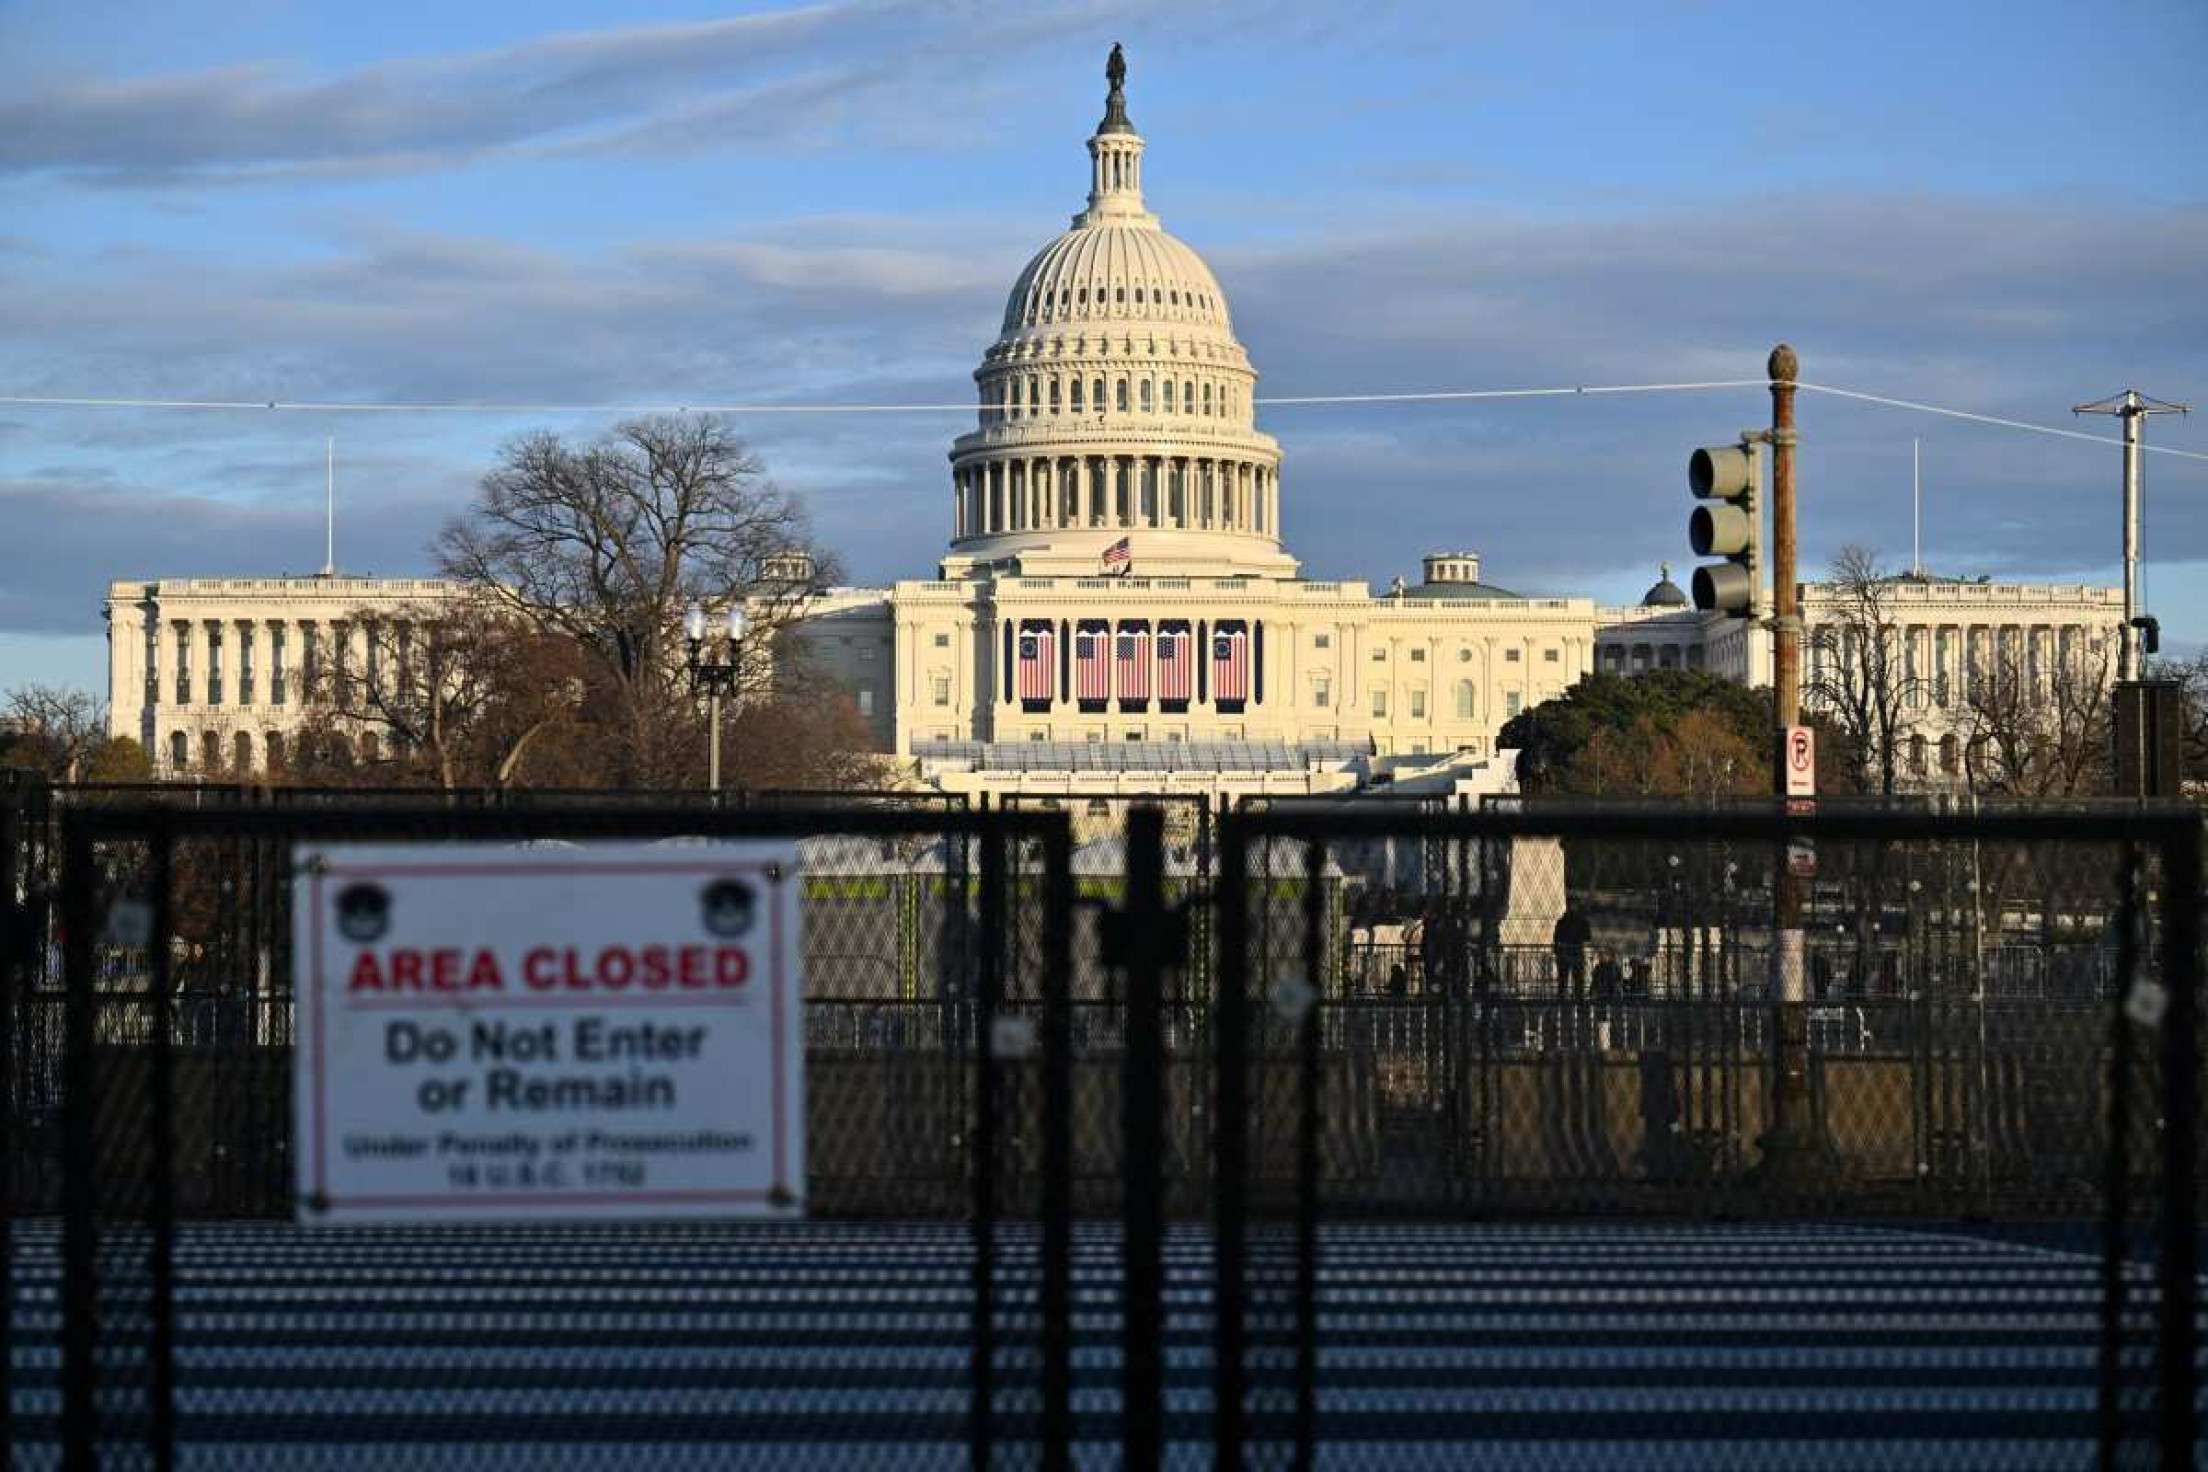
top-left (1208, 800), bottom-right (2203, 1470)
top-left (3, 775), bottom-right (2202, 1467)
top-left (12, 790), bottom-right (1082, 1468)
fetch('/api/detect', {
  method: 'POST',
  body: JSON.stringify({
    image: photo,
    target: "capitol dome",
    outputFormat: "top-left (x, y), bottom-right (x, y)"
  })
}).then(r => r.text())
top-left (1000, 226), bottom-right (1230, 336)
top-left (943, 47), bottom-right (1291, 580)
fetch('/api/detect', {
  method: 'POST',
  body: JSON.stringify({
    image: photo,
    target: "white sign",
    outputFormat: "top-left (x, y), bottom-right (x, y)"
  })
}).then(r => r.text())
top-left (292, 841), bottom-right (804, 1225)
top-left (1786, 839), bottom-right (1817, 878)
top-left (1783, 725), bottom-right (1816, 798)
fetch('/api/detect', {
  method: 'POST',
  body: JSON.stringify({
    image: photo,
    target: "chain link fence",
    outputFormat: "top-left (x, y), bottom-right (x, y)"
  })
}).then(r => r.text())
top-left (1211, 800), bottom-right (2202, 1470)
top-left (3, 777), bottom-right (2200, 1467)
top-left (10, 790), bottom-right (1080, 1468)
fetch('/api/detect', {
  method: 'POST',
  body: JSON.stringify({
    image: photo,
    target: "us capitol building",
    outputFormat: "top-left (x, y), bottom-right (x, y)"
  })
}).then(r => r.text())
top-left (102, 50), bottom-right (2124, 800)
top-left (792, 51), bottom-right (1600, 805)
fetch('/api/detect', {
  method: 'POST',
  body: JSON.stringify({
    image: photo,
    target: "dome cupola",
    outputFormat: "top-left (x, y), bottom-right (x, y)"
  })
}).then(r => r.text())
top-left (1640, 564), bottom-right (1691, 608)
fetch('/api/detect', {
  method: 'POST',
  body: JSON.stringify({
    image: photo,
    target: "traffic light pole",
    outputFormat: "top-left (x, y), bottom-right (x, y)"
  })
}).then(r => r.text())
top-left (1759, 342), bottom-right (1825, 1185)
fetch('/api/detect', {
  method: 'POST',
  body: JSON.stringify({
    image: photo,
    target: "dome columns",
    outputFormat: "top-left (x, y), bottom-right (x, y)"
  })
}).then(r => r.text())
top-left (951, 451), bottom-right (1277, 540)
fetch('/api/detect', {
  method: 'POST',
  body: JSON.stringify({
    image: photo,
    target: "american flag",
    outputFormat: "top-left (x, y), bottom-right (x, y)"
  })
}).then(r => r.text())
top-left (1101, 536), bottom-right (1131, 575)
top-left (1212, 627), bottom-right (1249, 703)
top-left (1156, 628), bottom-right (1192, 702)
top-left (1074, 628), bottom-right (1111, 702)
top-left (1017, 626), bottom-right (1055, 703)
top-left (1115, 627), bottom-right (1150, 700)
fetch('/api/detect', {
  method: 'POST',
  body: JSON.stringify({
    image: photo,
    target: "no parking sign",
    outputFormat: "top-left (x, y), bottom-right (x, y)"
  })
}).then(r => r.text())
top-left (292, 841), bottom-right (805, 1225)
top-left (1783, 726), bottom-right (1816, 798)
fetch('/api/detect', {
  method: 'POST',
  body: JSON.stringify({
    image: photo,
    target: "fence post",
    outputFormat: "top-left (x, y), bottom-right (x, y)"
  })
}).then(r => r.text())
top-left (1294, 837), bottom-right (1324, 1468)
top-left (1040, 820), bottom-right (1074, 1470)
top-left (1213, 814), bottom-right (1251, 1466)
top-left (59, 819), bottom-right (96, 1470)
top-left (2158, 817), bottom-right (2202, 1472)
top-left (1121, 806), bottom-right (1168, 1470)
top-left (969, 827), bottom-right (1005, 1470)
top-left (0, 778), bottom-right (23, 1460)
top-left (2099, 845), bottom-right (2141, 1467)
top-left (148, 822), bottom-right (177, 1470)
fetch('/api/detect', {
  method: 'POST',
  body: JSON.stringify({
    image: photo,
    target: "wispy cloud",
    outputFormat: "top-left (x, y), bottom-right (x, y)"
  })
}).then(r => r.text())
top-left (0, 1), bottom-right (1158, 185)
top-left (3, 187), bottom-right (2202, 637)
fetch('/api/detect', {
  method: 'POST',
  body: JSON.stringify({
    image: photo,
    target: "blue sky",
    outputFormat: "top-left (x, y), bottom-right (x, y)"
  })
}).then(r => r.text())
top-left (5, 0), bottom-right (2206, 690)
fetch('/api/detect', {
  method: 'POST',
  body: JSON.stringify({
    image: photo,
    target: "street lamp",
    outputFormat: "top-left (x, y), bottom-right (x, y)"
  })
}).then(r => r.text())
top-left (684, 600), bottom-right (748, 793)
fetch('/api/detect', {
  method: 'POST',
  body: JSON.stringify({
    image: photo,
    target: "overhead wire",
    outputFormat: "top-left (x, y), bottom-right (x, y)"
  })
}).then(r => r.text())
top-left (1792, 383), bottom-right (2208, 463)
top-left (0, 377), bottom-right (2201, 462)
top-left (0, 379), bottom-right (1765, 416)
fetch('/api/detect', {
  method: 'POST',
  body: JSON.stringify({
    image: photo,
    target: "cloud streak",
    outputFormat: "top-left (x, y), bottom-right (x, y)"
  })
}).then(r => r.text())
top-left (2, 189), bottom-right (2203, 638)
top-left (0, 1), bottom-right (1154, 184)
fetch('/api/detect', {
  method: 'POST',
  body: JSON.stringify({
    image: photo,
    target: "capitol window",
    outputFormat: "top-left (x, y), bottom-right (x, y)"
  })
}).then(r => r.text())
top-left (1314, 633), bottom-right (1331, 649)
top-left (1505, 648), bottom-right (1521, 663)
top-left (1116, 379), bottom-right (1129, 412)
top-left (1544, 649), bottom-right (1559, 663)
top-left (1313, 675), bottom-right (1331, 708)
top-left (1202, 383), bottom-right (1213, 415)
top-left (1455, 681), bottom-right (1475, 719)
top-left (1093, 377), bottom-right (1106, 411)
top-left (1371, 689), bottom-right (1387, 716)
top-left (1050, 379), bottom-right (1061, 413)
top-left (1163, 380), bottom-right (1175, 413)
top-left (1071, 378), bottom-right (1084, 413)
top-left (934, 632), bottom-right (950, 647)
top-left (1140, 379), bottom-right (1153, 412)
top-left (1409, 647), bottom-right (1425, 663)
top-left (1410, 690), bottom-right (1426, 718)
top-left (1456, 647), bottom-right (1471, 662)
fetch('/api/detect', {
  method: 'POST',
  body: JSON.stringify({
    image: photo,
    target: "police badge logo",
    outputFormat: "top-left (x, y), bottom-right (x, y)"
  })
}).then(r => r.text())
top-left (334, 883), bottom-right (391, 944)
top-left (700, 879), bottom-right (757, 939)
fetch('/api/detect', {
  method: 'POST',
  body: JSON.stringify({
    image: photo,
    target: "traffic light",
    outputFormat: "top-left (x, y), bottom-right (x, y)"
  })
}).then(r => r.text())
top-left (2131, 614), bottom-right (2161, 657)
top-left (1688, 439), bottom-right (1763, 617)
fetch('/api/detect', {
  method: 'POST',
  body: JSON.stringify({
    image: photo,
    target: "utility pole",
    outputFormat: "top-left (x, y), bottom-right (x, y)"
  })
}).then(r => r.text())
top-left (2078, 390), bottom-right (2192, 797)
top-left (323, 436), bottom-right (337, 577)
top-left (1911, 437), bottom-right (1922, 577)
top-left (2073, 390), bottom-right (2187, 682)
top-left (1761, 342), bottom-right (1824, 1182)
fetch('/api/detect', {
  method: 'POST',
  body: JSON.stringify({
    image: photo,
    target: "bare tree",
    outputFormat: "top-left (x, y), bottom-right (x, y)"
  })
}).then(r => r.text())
top-left (1957, 631), bottom-right (2114, 797)
top-left (2152, 650), bottom-right (2208, 793)
top-left (1805, 546), bottom-right (1922, 796)
top-left (2, 685), bottom-right (109, 781)
top-left (437, 416), bottom-right (841, 787)
top-left (295, 597), bottom-right (592, 788)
